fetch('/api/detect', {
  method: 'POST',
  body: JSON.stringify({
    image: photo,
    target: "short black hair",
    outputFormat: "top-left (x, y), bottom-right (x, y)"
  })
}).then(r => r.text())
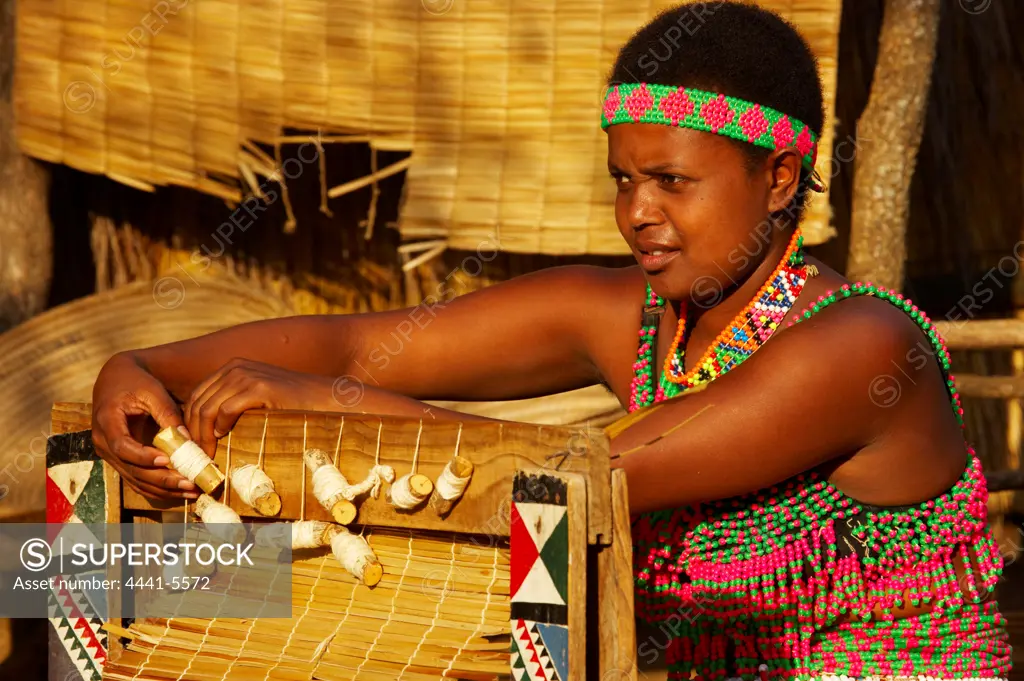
top-left (609, 1), bottom-right (825, 216)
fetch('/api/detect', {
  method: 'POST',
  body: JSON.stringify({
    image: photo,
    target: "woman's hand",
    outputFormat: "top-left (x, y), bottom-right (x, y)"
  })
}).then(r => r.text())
top-left (184, 359), bottom-right (337, 457)
top-left (92, 353), bottom-right (198, 502)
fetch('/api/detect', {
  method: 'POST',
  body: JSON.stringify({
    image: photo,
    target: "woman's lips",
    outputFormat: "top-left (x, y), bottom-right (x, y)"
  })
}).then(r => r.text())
top-left (637, 249), bottom-right (681, 271)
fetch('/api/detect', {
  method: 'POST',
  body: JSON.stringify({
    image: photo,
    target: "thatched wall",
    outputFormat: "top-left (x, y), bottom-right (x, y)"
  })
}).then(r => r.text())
top-left (15, 0), bottom-right (842, 254)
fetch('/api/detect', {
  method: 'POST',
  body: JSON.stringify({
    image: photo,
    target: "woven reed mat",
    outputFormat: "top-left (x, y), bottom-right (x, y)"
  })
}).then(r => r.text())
top-left (15, 0), bottom-right (840, 254)
top-left (0, 278), bottom-right (293, 521)
top-left (103, 528), bottom-right (510, 681)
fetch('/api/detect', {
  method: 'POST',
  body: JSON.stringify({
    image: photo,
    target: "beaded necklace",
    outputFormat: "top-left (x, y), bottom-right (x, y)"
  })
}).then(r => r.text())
top-left (629, 228), bottom-right (811, 411)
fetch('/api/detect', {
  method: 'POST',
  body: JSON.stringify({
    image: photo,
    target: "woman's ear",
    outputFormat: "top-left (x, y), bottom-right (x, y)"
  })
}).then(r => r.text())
top-left (766, 148), bottom-right (803, 214)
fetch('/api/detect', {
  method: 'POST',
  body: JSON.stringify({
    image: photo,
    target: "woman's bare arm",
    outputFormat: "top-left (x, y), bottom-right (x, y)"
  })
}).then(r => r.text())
top-left (94, 264), bottom-right (642, 500)
top-left (130, 265), bottom-right (636, 403)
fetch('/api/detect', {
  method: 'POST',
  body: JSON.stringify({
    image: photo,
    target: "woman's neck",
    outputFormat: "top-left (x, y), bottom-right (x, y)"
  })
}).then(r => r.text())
top-left (687, 225), bottom-right (795, 335)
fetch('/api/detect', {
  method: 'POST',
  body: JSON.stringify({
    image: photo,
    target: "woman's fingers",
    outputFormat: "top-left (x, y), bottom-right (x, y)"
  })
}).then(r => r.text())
top-left (138, 387), bottom-right (187, 434)
top-left (126, 475), bottom-right (197, 502)
top-left (94, 408), bottom-right (169, 468)
top-left (194, 387), bottom-right (268, 457)
top-left (185, 359), bottom-right (246, 429)
top-left (96, 450), bottom-right (194, 502)
top-left (113, 436), bottom-right (171, 468)
top-left (213, 394), bottom-right (258, 444)
top-left (127, 463), bottom-right (196, 494)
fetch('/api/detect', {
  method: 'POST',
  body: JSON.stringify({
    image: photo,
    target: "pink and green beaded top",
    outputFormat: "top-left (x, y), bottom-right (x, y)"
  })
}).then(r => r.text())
top-left (630, 283), bottom-right (1011, 680)
top-left (602, 83), bottom-right (820, 171)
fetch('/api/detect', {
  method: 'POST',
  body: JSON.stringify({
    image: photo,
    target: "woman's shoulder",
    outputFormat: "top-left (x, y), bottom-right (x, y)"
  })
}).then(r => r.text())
top-left (764, 267), bottom-right (939, 398)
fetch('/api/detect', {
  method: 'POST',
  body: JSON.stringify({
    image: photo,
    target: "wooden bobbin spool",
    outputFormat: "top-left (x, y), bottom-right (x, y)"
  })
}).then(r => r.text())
top-left (153, 427), bottom-right (225, 495)
top-left (429, 456), bottom-right (474, 517)
top-left (303, 448), bottom-right (357, 525)
top-left (327, 525), bottom-right (383, 587)
top-left (229, 464), bottom-right (282, 516)
top-left (194, 494), bottom-right (247, 545)
top-left (254, 520), bottom-right (335, 551)
top-left (388, 473), bottom-right (434, 509)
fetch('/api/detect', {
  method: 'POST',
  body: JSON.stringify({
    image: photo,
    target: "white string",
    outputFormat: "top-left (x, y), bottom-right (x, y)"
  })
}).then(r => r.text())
top-left (260, 544), bottom-right (331, 681)
top-left (333, 416), bottom-right (345, 467)
top-left (301, 416), bottom-right (308, 521)
top-left (443, 543), bottom-right (500, 678)
top-left (225, 431), bottom-right (232, 506)
top-left (168, 440), bottom-right (212, 481)
top-left (329, 527), bottom-right (378, 582)
top-left (374, 418), bottom-right (383, 465)
top-left (230, 464), bottom-right (277, 507)
top-left (435, 461), bottom-right (471, 501)
top-left (353, 534), bottom-right (412, 681)
top-left (412, 419), bottom-right (423, 473)
top-left (257, 413), bottom-right (269, 469)
top-left (453, 422), bottom-right (463, 459)
top-left (309, 528), bottom-right (362, 671)
top-left (342, 464), bottom-right (395, 501)
top-left (399, 538), bottom-right (456, 679)
top-left (390, 420), bottom-right (428, 508)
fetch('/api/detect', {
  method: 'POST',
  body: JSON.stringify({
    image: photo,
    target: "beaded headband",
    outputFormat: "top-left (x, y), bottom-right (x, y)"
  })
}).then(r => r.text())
top-left (602, 83), bottom-right (824, 191)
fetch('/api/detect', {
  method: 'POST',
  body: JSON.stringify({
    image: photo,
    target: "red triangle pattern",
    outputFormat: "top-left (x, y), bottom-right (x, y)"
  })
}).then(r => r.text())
top-left (512, 618), bottom-right (549, 681)
top-left (46, 474), bottom-right (73, 524)
top-left (509, 502), bottom-right (539, 599)
top-left (58, 583), bottom-right (107, 665)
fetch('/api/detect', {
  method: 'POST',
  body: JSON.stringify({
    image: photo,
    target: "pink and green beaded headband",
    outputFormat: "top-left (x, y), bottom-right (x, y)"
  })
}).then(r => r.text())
top-left (602, 83), bottom-right (822, 180)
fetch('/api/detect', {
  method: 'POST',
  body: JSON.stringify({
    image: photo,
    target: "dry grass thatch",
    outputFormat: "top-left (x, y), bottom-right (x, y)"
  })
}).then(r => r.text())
top-left (0, 279), bottom-right (294, 520)
top-left (15, 0), bottom-right (841, 254)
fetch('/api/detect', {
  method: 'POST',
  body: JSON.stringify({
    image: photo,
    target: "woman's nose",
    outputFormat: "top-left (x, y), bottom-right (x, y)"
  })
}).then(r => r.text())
top-left (628, 181), bottom-right (659, 230)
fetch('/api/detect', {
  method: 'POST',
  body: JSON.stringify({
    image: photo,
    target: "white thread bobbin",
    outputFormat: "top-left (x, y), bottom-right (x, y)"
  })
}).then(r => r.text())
top-left (153, 427), bottom-right (225, 495)
top-left (304, 448), bottom-right (357, 525)
top-left (388, 420), bottom-right (433, 509)
top-left (389, 474), bottom-right (433, 509)
top-left (194, 494), bottom-right (247, 544)
top-left (429, 457), bottom-right (474, 517)
top-left (179, 499), bottom-right (215, 579)
top-left (230, 464), bottom-right (282, 516)
top-left (255, 521), bottom-right (333, 550)
top-left (329, 526), bottom-right (382, 586)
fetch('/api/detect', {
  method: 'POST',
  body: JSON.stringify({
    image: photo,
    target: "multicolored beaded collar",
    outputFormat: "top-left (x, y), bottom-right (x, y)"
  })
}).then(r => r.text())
top-left (602, 83), bottom-right (824, 190)
top-left (629, 228), bottom-right (812, 411)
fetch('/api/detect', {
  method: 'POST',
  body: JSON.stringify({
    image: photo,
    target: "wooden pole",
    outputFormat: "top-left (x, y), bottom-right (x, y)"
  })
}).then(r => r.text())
top-left (0, 617), bottom-right (10, 667)
top-left (0, 0), bottom-right (52, 331)
top-left (846, 0), bottom-right (941, 290)
top-left (934, 319), bottom-right (1024, 349)
top-left (598, 470), bottom-right (638, 681)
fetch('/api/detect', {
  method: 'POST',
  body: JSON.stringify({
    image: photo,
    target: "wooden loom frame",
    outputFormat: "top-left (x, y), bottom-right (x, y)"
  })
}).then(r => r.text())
top-left (49, 402), bottom-right (638, 681)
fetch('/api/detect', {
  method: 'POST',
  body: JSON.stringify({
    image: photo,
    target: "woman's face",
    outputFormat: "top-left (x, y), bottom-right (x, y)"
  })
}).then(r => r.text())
top-left (608, 124), bottom-right (790, 304)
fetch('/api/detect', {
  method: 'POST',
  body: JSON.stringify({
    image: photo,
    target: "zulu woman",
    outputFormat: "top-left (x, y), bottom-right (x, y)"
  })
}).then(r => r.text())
top-left (92, 3), bottom-right (1011, 678)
